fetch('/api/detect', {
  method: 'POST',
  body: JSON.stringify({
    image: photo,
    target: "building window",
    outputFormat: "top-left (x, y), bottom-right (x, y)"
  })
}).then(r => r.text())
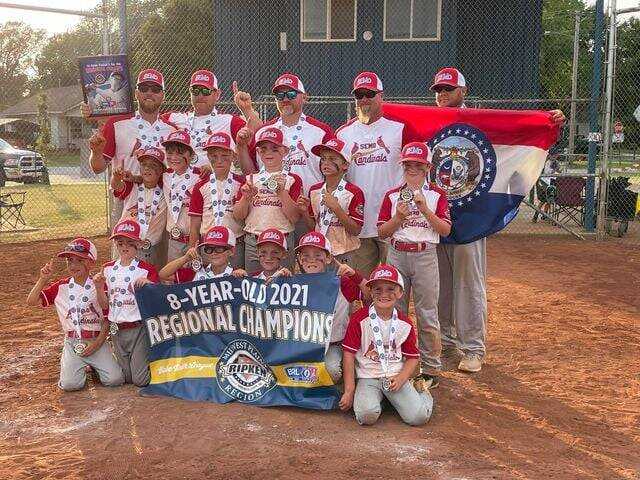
top-left (384, 0), bottom-right (441, 41)
top-left (301, 0), bottom-right (357, 42)
top-left (69, 118), bottom-right (83, 139)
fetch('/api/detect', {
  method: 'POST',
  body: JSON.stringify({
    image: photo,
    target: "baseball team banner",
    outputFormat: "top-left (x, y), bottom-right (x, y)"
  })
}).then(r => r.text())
top-left (135, 273), bottom-right (340, 410)
top-left (383, 103), bottom-right (561, 244)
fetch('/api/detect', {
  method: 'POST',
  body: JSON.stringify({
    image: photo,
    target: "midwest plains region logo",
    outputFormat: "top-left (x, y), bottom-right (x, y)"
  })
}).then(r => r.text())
top-left (216, 339), bottom-right (277, 402)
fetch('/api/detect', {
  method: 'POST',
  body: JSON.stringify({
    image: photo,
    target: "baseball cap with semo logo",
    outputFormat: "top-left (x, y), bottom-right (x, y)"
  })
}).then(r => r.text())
top-left (255, 127), bottom-right (285, 148)
top-left (203, 131), bottom-right (234, 152)
top-left (400, 142), bottom-right (431, 165)
top-left (295, 231), bottom-right (332, 255)
top-left (257, 228), bottom-right (288, 250)
top-left (110, 219), bottom-right (142, 242)
top-left (198, 225), bottom-right (236, 249)
top-left (365, 264), bottom-right (405, 290)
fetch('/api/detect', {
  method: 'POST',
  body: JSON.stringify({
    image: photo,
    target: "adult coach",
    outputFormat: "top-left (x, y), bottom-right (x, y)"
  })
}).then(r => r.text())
top-left (162, 69), bottom-right (262, 170)
top-left (87, 69), bottom-right (177, 226)
top-left (337, 72), bottom-right (410, 277)
top-left (431, 67), bottom-right (565, 373)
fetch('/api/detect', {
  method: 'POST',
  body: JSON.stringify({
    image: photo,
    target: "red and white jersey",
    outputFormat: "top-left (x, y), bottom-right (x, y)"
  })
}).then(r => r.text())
top-left (255, 114), bottom-right (333, 194)
top-left (40, 277), bottom-right (105, 333)
top-left (330, 274), bottom-right (363, 343)
top-left (115, 181), bottom-right (167, 247)
top-left (101, 112), bottom-right (176, 175)
top-left (342, 306), bottom-right (419, 379)
top-left (337, 116), bottom-right (408, 238)
top-left (162, 110), bottom-right (246, 168)
top-left (238, 170), bottom-right (303, 235)
top-left (189, 172), bottom-right (246, 238)
top-left (103, 259), bottom-right (159, 324)
top-left (162, 167), bottom-right (201, 235)
top-left (377, 182), bottom-right (451, 244)
top-left (308, 181), bottom-right (364, 256)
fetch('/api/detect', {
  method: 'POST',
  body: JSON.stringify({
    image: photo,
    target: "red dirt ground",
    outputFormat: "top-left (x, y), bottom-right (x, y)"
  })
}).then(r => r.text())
top-left (1, 236), bottom-right (638, 480)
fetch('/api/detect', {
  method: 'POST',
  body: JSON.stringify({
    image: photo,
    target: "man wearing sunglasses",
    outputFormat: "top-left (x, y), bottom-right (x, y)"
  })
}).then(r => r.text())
top-left (430, 67), bottom-right (566, 374)
top-left (336, 71), bottom-right (408, 278)
top-left (162, 69), bottom-right (262, 171)
top-left (242, 73), bottom-right (333, 248)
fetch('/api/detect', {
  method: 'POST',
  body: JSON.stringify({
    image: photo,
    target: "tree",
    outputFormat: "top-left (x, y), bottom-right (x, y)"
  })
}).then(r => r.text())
top-left (612, 18), bottom-right (640, 148)
top-left (35, 93), bottom-right (54, 155)
top-left (0, 21), bottom-right (45, 110)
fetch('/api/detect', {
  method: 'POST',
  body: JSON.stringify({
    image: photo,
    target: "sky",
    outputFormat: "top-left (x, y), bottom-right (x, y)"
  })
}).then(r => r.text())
top-left (0, 0), bottom-right (102, 34)
top-left (0, 0), bottom-right (637, 35)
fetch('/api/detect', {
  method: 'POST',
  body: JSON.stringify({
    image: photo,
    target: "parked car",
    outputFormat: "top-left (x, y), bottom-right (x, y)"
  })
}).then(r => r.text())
top-left (0, 138), bottom-right (49, 187)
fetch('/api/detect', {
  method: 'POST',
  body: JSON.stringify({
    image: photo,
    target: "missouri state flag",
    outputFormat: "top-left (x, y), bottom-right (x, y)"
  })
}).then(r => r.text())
top-left (383, 103), bottom-right (561, 244)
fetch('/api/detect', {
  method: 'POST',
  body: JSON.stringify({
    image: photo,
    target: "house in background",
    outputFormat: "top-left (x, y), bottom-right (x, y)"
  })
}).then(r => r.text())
top-left (0, 85), bottom-right (89, 150)
top-left (212, 0), bottom-right (543, 100)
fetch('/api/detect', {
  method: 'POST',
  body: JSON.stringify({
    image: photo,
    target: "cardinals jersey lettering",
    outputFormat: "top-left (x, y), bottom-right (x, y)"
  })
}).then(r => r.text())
top-left (40, 277), bottom-right (105, 333)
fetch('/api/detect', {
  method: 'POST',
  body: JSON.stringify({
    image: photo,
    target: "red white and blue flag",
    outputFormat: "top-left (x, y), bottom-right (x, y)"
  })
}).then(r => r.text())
top-left (383, 103), bottom-right (561, 244)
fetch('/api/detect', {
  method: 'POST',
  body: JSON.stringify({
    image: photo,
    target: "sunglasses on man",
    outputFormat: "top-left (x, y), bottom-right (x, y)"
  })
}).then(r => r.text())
top-left (433, 85), bottom-right (458, 93)
top-left (353, 89), bottom-right (378, 100)
top-left (137, 84), bottom-right (163, 94)
top-left (274, 90), bottom-right (299, 101)
top-left (202, 245), bottom-right (230, 255)
top-left (191, 85), bottom-right (214, 97)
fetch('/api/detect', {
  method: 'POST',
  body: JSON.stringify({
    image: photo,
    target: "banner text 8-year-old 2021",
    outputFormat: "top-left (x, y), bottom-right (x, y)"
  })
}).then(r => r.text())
top-left (135, 272), bottom-right (341, 409)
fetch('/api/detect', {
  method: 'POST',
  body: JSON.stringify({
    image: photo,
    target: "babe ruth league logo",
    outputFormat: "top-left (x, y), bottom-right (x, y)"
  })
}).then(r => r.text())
top-left (216, 339), bottom-right (277, 402)
top-left (428, 123), bottom-right (496, 207)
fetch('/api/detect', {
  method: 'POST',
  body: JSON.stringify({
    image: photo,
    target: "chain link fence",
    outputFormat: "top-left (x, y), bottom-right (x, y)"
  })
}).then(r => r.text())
top-left (1, 1), bottom-right (638, 244)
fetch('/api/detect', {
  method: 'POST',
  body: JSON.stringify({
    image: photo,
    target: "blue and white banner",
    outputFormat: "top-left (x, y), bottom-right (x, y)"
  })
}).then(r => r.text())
top-left (136, 272), bottom-right (340, 410)
top-left (383, 103), bottom-right (561, 244)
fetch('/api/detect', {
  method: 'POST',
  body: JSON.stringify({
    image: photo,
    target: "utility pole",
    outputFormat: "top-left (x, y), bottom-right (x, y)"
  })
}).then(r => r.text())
top-left (567, 12), bottom-right (581, 156)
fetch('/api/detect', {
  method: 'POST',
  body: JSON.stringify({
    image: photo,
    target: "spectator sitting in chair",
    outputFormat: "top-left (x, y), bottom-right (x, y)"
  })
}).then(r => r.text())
top-left (533, 156), bottom-right (561, 223)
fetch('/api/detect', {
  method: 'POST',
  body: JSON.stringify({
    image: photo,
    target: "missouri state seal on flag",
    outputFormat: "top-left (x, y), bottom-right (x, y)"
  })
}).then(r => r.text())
top-left (383, 103), bottom-right (561, 244)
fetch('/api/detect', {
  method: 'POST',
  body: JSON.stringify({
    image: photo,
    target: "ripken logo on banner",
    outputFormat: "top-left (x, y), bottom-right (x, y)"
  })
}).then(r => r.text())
top-left (216, 339), bottom-right (277, 402)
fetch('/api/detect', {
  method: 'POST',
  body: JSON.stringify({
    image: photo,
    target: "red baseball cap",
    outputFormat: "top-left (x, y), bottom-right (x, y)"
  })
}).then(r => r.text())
top-left (257, 228), bottom-right (287, 250)
top-left (352, 71), bottom-right (383, 93)
top-left (366, 264), bottom-right (405, 290)
top-left (135, 146), bottom-right (166, 169)
top-left (295, 231), bottom-right (332, 255)
top-left (203, 132), bottom-right (234, 152)
top-left (310, 138), bottom-right (348, 162)
top-left (198, 225), bottom-right (236, 249)
top-left (190, 69), bottom-right (218, 90)
top-left (162, 130), bottom-right (194, 154)
top-left (255, 127), bottom-right (285, 148)
top-left (400, 142), bottom-right (431, 165)
top-left (272, 73), bottom-right (306, 94)
top-left (57, 237), bottom-right (97, 262)
top-left (430, 67), bottom-right (466, 91)
top-left (110, 219), bottom-right (142, 242)
top-left (136, 69), bottom-right (165, 89)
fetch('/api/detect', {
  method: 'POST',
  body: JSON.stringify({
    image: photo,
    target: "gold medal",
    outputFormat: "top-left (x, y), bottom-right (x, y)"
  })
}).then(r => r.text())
top-left (142, 239), bottom-right (152, 250)
top-left (170, 226), bottom-right (182, 240)
top-left (109, 322), bottom-right (119, 336)
top-left (400, 188), bottom-right (414, 202)
top-left (73, 342), bottom-right (87, 355)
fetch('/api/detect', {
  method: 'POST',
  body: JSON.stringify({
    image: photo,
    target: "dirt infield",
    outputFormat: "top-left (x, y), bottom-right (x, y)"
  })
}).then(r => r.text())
top-left (1, 236), bottom-right (638, 480)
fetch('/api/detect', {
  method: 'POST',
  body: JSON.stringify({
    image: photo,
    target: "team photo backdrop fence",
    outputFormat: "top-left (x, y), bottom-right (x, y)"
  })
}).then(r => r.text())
top-left (1, 0), bottom-right (638, 244)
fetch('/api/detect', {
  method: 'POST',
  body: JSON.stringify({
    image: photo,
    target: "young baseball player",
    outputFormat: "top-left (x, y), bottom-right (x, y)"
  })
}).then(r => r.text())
top-left (97, 219), bottom-right (159, 387)
top-left (377, 142), bottom-right (452, 388)
top-left (233, 127), bottom-right (302, 272)
top-left (189, 132), bottom-right (246, 268)
top-left (233, 228), bottom-right (289, 281)
top-left (340, 264), bottom-right (434, 426)
top-left (26, 238), bottom-right (124, 391)
top-left (300, 137), bottom-right (365, 265)
top-left (161, 130), bottom-right (201, 262)
top-left (274, 231), bottom-right (368, 383)
top-left (159, 225), bottom-right (243, 283)
top-left (111, 146), bottom-right (167, 269)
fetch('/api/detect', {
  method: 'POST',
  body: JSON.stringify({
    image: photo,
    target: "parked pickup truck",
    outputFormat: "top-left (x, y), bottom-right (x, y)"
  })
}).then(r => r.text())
top-left (0, 138), bottom-right (49, 187)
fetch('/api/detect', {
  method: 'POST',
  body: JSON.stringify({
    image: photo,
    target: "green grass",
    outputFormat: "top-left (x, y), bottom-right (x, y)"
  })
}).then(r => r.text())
top-left (0, 183), bottom-right (108, 243)
top-left (44, 152), bottom-right (82, 168)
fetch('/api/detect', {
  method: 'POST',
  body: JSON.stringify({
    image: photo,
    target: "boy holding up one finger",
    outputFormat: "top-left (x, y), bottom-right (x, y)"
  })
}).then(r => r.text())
top-left (26, 238), bottom-right (123, 391)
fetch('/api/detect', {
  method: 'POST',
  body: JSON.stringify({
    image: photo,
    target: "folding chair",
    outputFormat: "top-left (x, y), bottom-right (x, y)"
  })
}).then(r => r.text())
top-left (551, 177), bottom-right (586, 227)
top-left (0, 191), bottom-right (27, 230)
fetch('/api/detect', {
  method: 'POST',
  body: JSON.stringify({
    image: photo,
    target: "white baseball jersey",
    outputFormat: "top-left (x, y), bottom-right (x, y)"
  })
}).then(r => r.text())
top-left (330, 275), bottom-right (363, 344)
top-left (102, 112), bottom-right (176, 174)
top-left (189, 172), bottom-right (246, 238)
top-left (337, 116), bottom-right (408, 238)
top-left (378, 182), bottom-right (451, 244)
top-left (162, 110), bottom-right (246, 168)
top-left (162, 167), bottom-right (201, 236)
top-left (255, 114), bottom-right (333, 194)
top-left (40, 277), bottom-right (105, 333)
top-left (342, 307), bottom-right (419, 379)
top-left (237, 171), bottom-right (303, 235)
top-left (115, 182), bottom-right (167, 247)
top-left (103, 259), bottom-right (159, 324)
